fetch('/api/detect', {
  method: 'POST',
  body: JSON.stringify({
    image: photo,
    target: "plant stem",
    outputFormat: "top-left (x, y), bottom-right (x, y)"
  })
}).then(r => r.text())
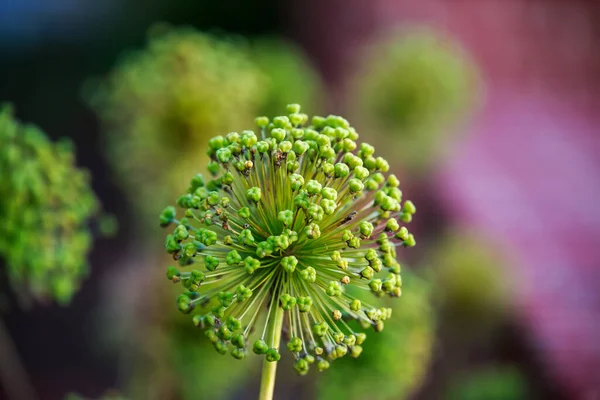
top-left (258, 304), bottom-right (284, 400)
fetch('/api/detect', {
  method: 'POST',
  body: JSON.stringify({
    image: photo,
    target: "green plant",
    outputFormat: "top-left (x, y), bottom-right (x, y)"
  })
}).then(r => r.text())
top-left (0, 104), bottom-right (109, 306)
top-left (0, 104), bottom-right (112, 400)
top-left (446, 365), bottom-right (528, 400)
top-left (160, 104), bottom-right (417, 399)
top-left (352, 27), bottom-right (479, 173)
top-left (85, 25), bottom-right (267, 222)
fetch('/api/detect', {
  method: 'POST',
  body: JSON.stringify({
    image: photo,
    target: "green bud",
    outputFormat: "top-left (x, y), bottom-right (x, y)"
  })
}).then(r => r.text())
top-left (238, 207), bottom-right (251, 219)
top-left (297, 296), bottom-right (313, 312)
top-left (395, 226), bottom-right (409, 241)
top-left (403, 200), bottom-right (416, 214)
top-left (246, 187), bottom-right (262, 203)
top-left (326, 281), bottom-right (343, 297)
top-left (375, 157), bottom-right (389, 172)
top-left (255, 116), bottom-right (269, 128)
top-left (369, 279), bottom-right (383, 293)
top-left (299, 266), bottom-right (316, 282)
top-left (306, 180), bottom-right (322, 195)
top-left (287, 337), bottom-right (303, 353)
top-left (350, 299), bottom-right (361, 311)
top-left (216, 147), bottom-right (232, 163)
top-left (361, 266), bottom-right (375, 279)
top-left (256, 140), bottom-right (270, 153)
top-left (166, 266), bottom-right (180, 281)
top-left (279, 141), bottom-right (292, 153)
top-left (253, 339), bottom-right (269, 354)
top-left (334, 163), bottom-right (350, 178)
top-left (317, 359), bottom-right (330, 372)
top-left (177, 294), bottom-right (193, 314)
top-left (173, 224), bottom-right (189, 241)
top-left (294, 191), bottom-right (310, 209)
top-left (307, 204), bottom-right (324, 221)
top-left (266, 348), bottom-right (281, 362)
top-left (293, 140), bottom-right (309, 155)
top-left (348, 178), bottom-right (364, 193)
top-left (236, 284), bottom-right (253, 301)
top-left (294, 358), bottom-right (309, 376)
top-left (205, 255), bottom-right (219, 271)
top-left (359, 221), bottom-right (374, 238)
top-left (217, 325), bottom-right (233, 340)
top-left (214, 340), bottom-right (228, 355)
top-left (256, 241), bottom-right (274, 258)
top-left (289, 174), bottom-right (305, 191)
top-left (313, 322), bottom-right (328, 337)
top-left (231, 348), bottom-right (246, 360)
top-left (159, 206), bottom-right (176, 227)
top-left (321, 199), bottom-right (336, 215)
top-left (350, 345), bottom-right (363, 358)
top-left (278, 210), bottom-right (294, 226)
top-left (404, 234), bottom-right (416, 247)
top-left (304, 223), bottom-right (321, 239)
top-left (271, 128), bottom-right (286, 142)
top-left (226, 250), bottom-right (242, 266)
top-left (244, 256), bottom-right (260, 274)
top-left (218, 291), bottom-right (234, 307)
top-left (281, 256), bottom-right (298, 273)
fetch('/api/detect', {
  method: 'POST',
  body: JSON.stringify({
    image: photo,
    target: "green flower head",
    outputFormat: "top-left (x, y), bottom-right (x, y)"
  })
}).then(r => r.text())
top-left (161, 104), bottom-right (417, 374)
top-left (0, 104), bottom-right (112, 306)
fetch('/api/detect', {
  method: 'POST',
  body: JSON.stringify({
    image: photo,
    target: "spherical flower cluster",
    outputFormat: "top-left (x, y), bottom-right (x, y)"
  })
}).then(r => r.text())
top-left (352, 28), bottom-right (479, 172)
top-left (0, 105), bottom-right (107, 305)
top-left (160, 104), bottom-right (417, 375)
top-left (85, 25), bottom-right (266, 220)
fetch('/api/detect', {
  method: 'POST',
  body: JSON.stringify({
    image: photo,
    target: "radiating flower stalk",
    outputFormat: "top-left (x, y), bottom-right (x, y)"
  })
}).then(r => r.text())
top-left (160, 104), bottom-right (417, 400)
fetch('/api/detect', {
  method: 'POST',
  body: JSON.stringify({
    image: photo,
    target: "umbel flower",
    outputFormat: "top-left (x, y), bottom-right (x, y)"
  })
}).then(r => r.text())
top-left (0, 105), bottom-right (110, 306)
top-left (160, 104), bottom-right (416, 397)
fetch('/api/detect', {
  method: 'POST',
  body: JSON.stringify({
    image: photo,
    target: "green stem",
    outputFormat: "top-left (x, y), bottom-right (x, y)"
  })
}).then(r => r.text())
top-left (258, 304), bottom-right (284, 400)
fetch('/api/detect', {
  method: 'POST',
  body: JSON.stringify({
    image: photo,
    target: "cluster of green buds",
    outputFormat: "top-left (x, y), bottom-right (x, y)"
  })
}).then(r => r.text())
top-left (160, 104), bottom-right (416, 375)
top-left (0, 105), bottom-right (110, 305)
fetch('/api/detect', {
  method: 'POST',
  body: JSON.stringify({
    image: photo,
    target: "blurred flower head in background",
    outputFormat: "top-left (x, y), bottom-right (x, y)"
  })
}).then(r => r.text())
top-left (85, 25), bottom-right (323, 226)
top-left (351, 27), bottom-right (480, 174)
top-left (0, 105), bottom-right (109, 307)
top-left (84, 25), bottom-right (267, 223)
top-left (430, 229), bottom-right (514, 330)
top-left (250, 38), bottom-right (323, 117)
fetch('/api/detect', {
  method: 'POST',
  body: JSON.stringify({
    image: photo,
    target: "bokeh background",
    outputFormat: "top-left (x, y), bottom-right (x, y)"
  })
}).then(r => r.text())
top-left (1, 0), bottom-right (599, 399)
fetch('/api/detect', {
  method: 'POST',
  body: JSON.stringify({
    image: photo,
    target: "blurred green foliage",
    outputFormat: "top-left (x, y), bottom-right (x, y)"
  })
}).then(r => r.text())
top-left (0, 105), bottom-right (105, 306)
top-left (430, 231), bottom-right (511, 327)
top-left (446, 365), bottom-right (528, 400)
top-left (85, 25), bottom-right (266, 222)
top-left (250, 38), bottom-right (323, 117)
top-left (316, 273), bottom-right (434, 400)
top-left (353, 27), bottom-right (479, 173)
top-left (85, 25), bottom-right (322, 225)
